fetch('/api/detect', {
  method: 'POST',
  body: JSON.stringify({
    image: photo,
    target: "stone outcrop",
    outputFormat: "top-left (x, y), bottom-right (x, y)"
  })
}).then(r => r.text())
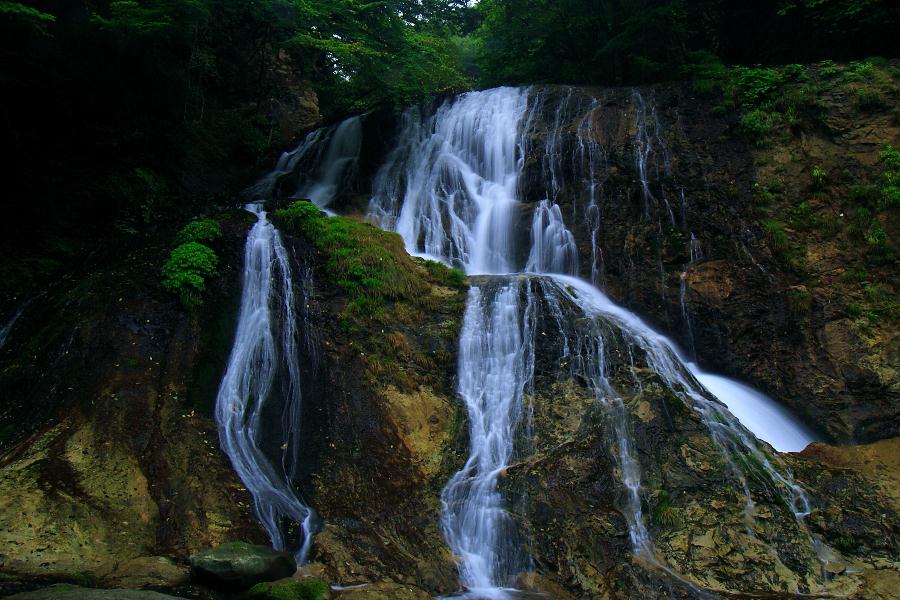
top-left (189, 542), bottom-right (296, 590)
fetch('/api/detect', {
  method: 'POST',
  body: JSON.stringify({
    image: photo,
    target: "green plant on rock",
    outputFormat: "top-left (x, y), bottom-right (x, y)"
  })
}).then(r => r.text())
top-left (740, 109), bottom-right (779, 147)
top-left (175, 219), bottom-right (222, 245)
top-left (855, 86), bottom-right (885, 111)
top-left (161, 242), bottom-right (219, 308)
top-left (734, 67), bottom-right (784, 106)
top-left (811, 166), bottom-right (827, 191)
top-left (651, 490), bottom-right (679, 528)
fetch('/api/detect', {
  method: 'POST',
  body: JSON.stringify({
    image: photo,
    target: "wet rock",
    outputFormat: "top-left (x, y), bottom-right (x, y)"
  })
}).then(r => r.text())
top-left (104, 556), bottom-right (189, 589)
top-left (5, 584), bottom-right (180, 599)
top-left (249, 577), bottom-right (330, 599)
top-left (332, 582), bottom-right (432, 599)
top-left (189, 542), bottom-right (296, 591)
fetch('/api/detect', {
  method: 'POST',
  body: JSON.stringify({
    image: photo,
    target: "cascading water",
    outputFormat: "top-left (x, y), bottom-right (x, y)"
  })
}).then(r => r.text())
top-left (369, 85), bottom-right (822, 597)
top-left (440, 283), bottom-right (536, 597)
top-left (249, 116), bottom-right (362, 211)
top-left (216, 115), bottom-right (365, 561)
top-left (215, 202), bottom-right (316, 563)
top-left (525, 200), bottom-right (578, 275)
top-left (369, 87), bottom-right (528, 274)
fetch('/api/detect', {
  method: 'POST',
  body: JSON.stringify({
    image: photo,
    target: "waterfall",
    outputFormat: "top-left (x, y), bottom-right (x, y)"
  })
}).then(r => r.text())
top-left (369, 87), bottom-right (528, 274)
top-left (525, 200), bottom-right (578, 275)
top-left (248, 116), bottom-right (362, 211)
top-left (368, 85), bottom-right (825, 596)
top-left (297, 117), bottom-right (362, 211)
top-left (215, 203), bottom-right (316, 563)
top-left (440, 283), bottom-right (536, 597)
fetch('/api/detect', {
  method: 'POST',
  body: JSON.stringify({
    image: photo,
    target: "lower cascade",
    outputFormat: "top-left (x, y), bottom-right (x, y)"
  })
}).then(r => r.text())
top-left (214, 203), bottom-right (316, 562)
top-left (440, 283), bottom-right (536, 597)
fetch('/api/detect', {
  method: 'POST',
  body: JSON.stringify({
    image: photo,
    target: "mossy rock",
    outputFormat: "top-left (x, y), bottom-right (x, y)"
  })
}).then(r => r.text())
top-left (189, 541), bottom-right (296, 591)
top-left (249, 578), bottom-right (329, 600)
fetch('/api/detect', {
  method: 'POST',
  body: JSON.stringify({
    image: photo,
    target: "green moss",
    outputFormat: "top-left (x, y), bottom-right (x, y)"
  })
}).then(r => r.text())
top-left (249, 578), bottom-right (329, 600)
top-left (424, 259), bottom-right (467, 288)
top-left (175, 219), bottom-right (223, 245)
top-left (276, 201), bottom-right (427, 302)
top-left (161, 241), bottom-right (219, 308)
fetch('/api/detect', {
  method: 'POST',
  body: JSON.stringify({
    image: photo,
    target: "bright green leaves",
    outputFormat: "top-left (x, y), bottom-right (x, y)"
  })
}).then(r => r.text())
top-left (161, 219), bottom-right (221, 309)
top-left (175, 219), bottom-right (223, 245)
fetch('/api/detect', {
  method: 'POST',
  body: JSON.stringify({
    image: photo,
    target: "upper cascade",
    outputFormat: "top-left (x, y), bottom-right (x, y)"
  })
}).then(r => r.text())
top-left (249, 115), bottom-right (362, 211)
top-left (369, 87), bottom-right (528, 274)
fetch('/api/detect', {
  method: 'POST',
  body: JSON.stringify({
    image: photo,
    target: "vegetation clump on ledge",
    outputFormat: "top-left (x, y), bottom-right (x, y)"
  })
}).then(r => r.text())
top-left (160, 219), bottom-right (223, 309)
top-left (275, 200), bottom-right (467, 389)
top-left (275, 200), bottom-right (464, 296)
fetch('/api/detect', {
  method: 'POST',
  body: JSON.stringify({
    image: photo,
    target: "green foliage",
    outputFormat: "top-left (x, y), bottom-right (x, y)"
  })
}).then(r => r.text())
top-left (249, 578), bottom-right (329, 600)
top-left (286, 0), bottom-right (473, 113)
top-left (175, 219), bottom-right (222, 245)
top-left (161, 242), bottom-right (219, 308)
top-left (0, 2), bottom-right (55, 33)
top-left (811, 166), bottom-right (828, 190)
top-left (734, 67), bottom-right (785, 105)
top-left (740, 110), bottom-right (779, 146)
top-left (651, 490), bottom-right (679, 528)
top-left (854, 86), bottom-right (885, 110)
top-left (275, 200), bottom-right (426, 306)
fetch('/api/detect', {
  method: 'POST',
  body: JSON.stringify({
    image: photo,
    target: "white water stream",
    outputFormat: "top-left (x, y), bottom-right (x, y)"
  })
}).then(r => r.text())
top-left (369, 86), bottom-right (819, 596)
top-left (215, 203), bottom-right (315, 563)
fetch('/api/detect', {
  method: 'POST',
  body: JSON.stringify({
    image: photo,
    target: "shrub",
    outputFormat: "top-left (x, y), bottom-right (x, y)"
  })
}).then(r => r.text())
top-left (881, 144), bottom-right (900, 171)
top-left (782, 63), bottom-right (807, 82)
top-left (175, 219), bottom-right (222, 245)
top-left (855, 87), bottom-right (885, 111)
top-left (161, 242), bottom-right (219, 308)
top-left (819, 60), bottom-right (841, 78)
top-left (846, 60), bottom-right (876, 82)
top-left (734, 67), bottom-right (784, 105)
top-left (740, 109), bottom-right (779, 146)
top-left (811, 166), bottom-right (827, 190)
top-left (764, 219), bottom-right (789, 252)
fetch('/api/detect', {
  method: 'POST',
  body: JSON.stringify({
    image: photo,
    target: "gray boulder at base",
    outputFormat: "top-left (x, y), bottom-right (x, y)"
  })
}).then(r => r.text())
top-left (189, 541), bottom-right (296, 590)
top-left (5, 584), bottom-right (181, 599)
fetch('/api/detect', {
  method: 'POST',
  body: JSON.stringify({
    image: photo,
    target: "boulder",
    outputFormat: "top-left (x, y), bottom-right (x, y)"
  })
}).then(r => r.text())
top-left (189, 542), bottom-right (296, 591)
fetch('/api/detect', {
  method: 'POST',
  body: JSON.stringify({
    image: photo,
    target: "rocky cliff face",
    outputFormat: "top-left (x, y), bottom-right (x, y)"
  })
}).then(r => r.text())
top-left (515, 76), bottom-right (898, 444)
top-left (0, 65), bottom-right (898, 599)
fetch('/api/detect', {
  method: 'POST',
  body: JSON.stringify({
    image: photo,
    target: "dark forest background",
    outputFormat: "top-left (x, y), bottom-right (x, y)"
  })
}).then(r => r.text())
top-left (1, 0), bottom-right (898, 293)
